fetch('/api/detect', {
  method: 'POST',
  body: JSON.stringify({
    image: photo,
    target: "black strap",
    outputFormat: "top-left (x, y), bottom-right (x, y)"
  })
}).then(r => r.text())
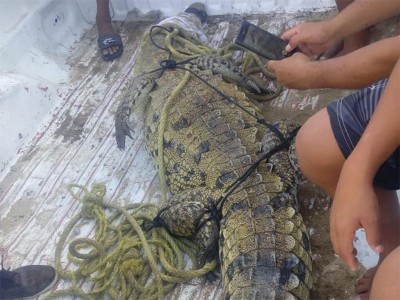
top-left (215, 126), bottom-right (300, 215)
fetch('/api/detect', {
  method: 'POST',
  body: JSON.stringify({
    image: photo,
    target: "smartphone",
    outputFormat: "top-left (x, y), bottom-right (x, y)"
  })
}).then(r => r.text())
top-left (235, 21), bottom-right (295, 60)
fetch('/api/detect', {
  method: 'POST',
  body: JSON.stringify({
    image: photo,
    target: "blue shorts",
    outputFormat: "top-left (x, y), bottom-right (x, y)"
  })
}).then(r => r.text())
top-left (327, 79), bottom-right (400, 190)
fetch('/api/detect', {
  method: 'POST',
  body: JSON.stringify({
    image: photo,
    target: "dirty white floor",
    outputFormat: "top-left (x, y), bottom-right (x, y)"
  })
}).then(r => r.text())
top-left (3, 0), bottom-right (398, 299)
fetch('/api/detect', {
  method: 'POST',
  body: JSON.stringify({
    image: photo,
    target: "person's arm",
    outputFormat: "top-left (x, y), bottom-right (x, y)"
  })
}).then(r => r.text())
top-left (329, 58), bottom-right (400, 270)
top-left (283, 0), bottom-right (400, 55)
top-left (268, 35), bottom-right (400, 89)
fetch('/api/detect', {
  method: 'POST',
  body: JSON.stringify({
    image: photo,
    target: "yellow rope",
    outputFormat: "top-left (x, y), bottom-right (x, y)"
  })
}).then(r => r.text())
top-left (47, 184), bottom-right (216, 300)
top-left (156, 70), bottom-right (191, 206)
top-left (164, 28), bottom-right (210, 60)
top-left (162, 28), bottom-right (280, 102)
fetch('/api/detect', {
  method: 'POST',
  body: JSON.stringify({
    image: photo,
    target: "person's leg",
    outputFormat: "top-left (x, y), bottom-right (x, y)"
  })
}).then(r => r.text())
top-left (96, 0), bottom-right (123, 60)
top-left (295, 108), bottom-right (345, 197)
top-left (356, 188), bottom-right (400, 299)
top-left (322, 0), bottom-right (369, 58)
top-left (335, 0), bottom-right (370, 54)
top-left (296, 106), bottom-right (400, 298)
top-left (369, 246), bottom-right (400, 299)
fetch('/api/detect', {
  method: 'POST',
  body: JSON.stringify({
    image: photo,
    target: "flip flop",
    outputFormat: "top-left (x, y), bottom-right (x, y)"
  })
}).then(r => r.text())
top-left (97, 33), bottom-right (124, 61)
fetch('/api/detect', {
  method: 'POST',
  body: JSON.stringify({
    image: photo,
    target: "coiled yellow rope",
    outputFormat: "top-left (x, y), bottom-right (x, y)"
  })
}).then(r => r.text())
top-left (46, 184), bottom-right (216, 300)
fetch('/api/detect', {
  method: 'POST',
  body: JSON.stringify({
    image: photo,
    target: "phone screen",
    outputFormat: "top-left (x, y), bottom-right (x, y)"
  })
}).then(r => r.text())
top-left (235, 21), bottom-right (290, 60)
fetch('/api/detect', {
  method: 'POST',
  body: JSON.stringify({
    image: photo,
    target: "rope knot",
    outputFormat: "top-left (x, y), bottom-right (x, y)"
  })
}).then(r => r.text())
top-left (80, 195), bottom-right (102, 219)
top-left (142, 216), bottom-right (163, 231)
top-left (121, 258), bottom-right (144, 276)
top-left (78, 184), bottom-right (106, 219)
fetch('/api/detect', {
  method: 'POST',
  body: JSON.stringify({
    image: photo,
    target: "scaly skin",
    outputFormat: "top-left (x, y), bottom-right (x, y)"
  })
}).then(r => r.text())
top-left (115, 32), bottom-right (312, 299)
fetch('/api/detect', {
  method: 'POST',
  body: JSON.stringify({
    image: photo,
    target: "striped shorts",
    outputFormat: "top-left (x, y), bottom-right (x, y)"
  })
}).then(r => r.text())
top-left (327, 79), bottom-right (400, 190)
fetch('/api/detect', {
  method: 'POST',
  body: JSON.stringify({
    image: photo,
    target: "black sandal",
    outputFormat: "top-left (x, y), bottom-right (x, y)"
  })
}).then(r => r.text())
top-left (97, 33), bottom-right (124, 61)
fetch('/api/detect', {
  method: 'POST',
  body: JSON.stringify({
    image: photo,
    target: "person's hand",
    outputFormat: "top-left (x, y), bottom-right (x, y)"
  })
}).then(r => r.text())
top-left (330, 162), bottom-right (384, 271)
top-left (267, 53), bottom-right (314, 89)
top-left (282, 21), bottom-right (338, 57)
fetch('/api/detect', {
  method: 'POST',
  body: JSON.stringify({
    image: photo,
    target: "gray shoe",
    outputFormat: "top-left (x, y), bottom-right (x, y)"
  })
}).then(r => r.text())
top-left (0, 265), bottom-right (57, 299)
top-left (184, 2), bottom-right (207, 23)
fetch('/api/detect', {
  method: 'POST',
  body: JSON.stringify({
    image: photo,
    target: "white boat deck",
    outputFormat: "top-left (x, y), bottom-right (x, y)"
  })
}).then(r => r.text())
top-left (3, 0), bottom-right (395, 299)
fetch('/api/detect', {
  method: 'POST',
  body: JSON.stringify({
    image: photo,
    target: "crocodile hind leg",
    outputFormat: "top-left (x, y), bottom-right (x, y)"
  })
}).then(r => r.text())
top-left (261, 119), bottom-right (304, 184)
top-left (152, 188), bottom-right (221, 267)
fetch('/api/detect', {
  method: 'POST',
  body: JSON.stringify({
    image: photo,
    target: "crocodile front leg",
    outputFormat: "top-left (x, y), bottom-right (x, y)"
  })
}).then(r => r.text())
top-left (153, 187), bottom-right (221, 267)
top-left (115, 75), bottom-right (156, 150)
top-left (194, 55), bottom-right (261, 94)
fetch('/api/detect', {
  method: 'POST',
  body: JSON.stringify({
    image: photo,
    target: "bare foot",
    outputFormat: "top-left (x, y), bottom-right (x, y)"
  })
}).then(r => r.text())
top-left (319, 41), bottom-right (344, 59)
top-left (341, 29), bottom-right (369, 55)
top-left (319, 29), bottom-right (369, 60)
top-left (355, 267), bottom-right (378, 299)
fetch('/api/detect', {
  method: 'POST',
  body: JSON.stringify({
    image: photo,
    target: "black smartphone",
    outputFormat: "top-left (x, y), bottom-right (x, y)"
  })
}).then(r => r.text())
top-left (235, 21), bottom-right (294, 60)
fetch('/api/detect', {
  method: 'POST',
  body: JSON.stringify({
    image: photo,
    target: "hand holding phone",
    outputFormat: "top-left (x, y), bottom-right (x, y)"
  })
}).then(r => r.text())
top-left (235, 21), bottom-right (297, 60)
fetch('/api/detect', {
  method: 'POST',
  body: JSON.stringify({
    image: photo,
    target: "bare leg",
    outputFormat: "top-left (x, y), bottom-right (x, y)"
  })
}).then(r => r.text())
top-left (296, 108), bottom-right (400, 298)
top-left (295, 108), bottom-right (345, 196)
top-left (357, 189), bottom-right (400, 299)
top-left (322, 0), bottom-right (369, 58)
top-left (96, 0), bottom-right (122, 59)
top-left (336, 0), bottom-right (369, 54)
top-left (370, 246), bottom-right (400, 299)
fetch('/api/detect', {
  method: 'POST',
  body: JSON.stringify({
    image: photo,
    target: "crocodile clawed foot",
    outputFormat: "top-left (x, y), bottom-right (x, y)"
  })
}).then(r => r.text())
top-left (115, 117), bottom-right (134, 150)
top-left (114, 75), bottom-right (156, 150)
top-left (204, 265), bottom-right (220, 282)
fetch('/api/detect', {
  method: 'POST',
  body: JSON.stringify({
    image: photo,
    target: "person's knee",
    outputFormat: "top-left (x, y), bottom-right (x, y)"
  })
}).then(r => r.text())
top-left (295, 109), bottom-right (345, 194)
top-left (370, 246), bottom-right (400, 299)
top-left (295, 119), bottom-right (317, 179)
top-left (296, 109), bottom-right (332, 175)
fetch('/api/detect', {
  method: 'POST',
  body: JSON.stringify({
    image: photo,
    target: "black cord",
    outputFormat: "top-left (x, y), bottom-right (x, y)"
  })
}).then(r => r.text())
top-left (215, 126), bottom-right (300, 215)
top-left (149, 25), bottom-right (173, 51)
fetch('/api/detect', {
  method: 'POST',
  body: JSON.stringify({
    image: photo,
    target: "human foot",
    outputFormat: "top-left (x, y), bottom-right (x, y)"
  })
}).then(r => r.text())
top-left (96, 0), bottom-right (123, 61)
top-left (341, 30), bottom-right (369, 55)
top-left (318, 41), bottom-right (344, 59)
top-left (97, 31), bottom-right (123, 61)
top-left (319, 29), bottom-right (369, 60)
top-left (355, 266), bottom-right (377, 299)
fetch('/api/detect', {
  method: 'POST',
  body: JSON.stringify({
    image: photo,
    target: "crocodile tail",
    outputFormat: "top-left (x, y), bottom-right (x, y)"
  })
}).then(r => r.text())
top-left (220, 192), bottom-right (312, 300)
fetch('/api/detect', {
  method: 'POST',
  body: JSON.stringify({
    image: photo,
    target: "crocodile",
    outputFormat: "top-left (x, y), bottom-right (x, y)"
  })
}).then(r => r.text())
top-left (114, 21), bottom-right (313, 299)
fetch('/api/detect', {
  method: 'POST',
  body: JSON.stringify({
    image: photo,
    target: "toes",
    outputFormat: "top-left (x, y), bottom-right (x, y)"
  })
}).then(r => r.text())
top-left (112, 45), bottom-right (120, 54)
top-left (101, 46), bottom-right (120, 56)
top-left (357, 292), bottom-right (370, 300)
top-left (355, 278), bottom-right (371, 294)
top-left (355, 267), bottom-right (378, 294)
